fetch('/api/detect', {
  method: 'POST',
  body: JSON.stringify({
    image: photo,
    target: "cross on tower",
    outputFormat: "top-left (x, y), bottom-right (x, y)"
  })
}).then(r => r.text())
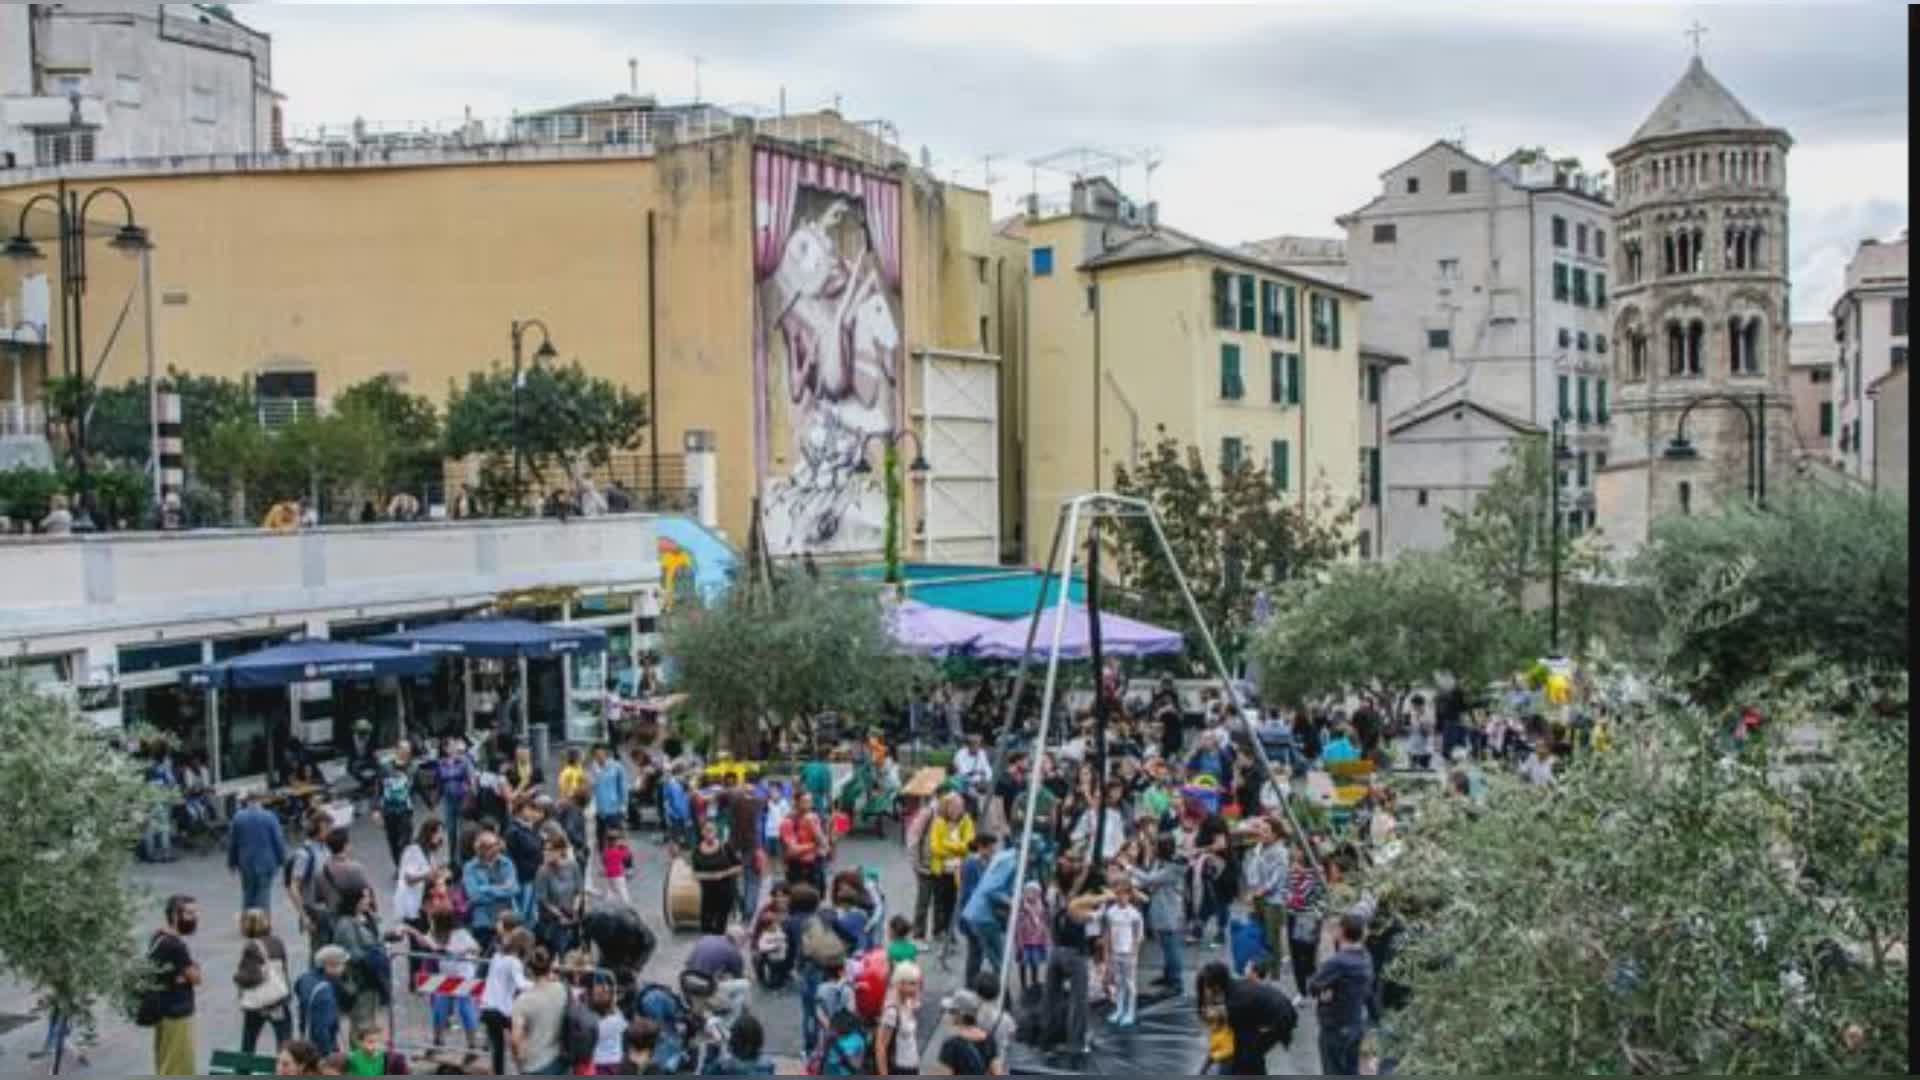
top-left (1685, 20), bottom-right (1709, 57)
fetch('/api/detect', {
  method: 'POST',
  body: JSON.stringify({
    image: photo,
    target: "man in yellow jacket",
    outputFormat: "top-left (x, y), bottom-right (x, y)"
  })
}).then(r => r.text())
top-left (928, 792), bottom-right (975, 941)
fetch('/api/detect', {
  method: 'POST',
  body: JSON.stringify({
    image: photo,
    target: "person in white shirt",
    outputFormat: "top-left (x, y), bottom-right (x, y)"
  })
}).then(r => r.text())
top-left (1070, 785), bottom-right (1130, 864)
top-left (393, 818), bottom-right (445, 925)
top-left (478, 927), bottom-right (534, 1074)
top-left (953, 733), bottom-right (994, 799)
top-left (1101, 878), bottom-right (1147, 1028)
top-left (1521, 747), bottom-right (1556, 787)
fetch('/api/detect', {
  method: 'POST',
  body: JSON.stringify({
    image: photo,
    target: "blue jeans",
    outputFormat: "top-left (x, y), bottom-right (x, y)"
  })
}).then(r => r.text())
top-left (737, 861), bottom-right (762, 925)
top-left (442, 794), bottom-right (464, 859)
top-left (432, 994), bottom-right (481, 1035)
top-left (798, 964), bottom-right (822, 1054)
top-left (240, 868), bottom-right (275, 914)
top-left (1157, 927), bottom-right (1185, 991)
top-left (962, 914), bottom-right (1004, 987)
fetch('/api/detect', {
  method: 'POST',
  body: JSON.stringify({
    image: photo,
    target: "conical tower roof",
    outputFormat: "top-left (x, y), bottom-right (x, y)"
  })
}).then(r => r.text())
top-left (1629, 56), bottom-right (1771, 143)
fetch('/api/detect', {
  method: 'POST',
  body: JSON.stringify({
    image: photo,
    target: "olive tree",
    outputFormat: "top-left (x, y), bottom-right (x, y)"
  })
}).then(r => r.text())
top-left (0, 675), bottom-right (162, 1063)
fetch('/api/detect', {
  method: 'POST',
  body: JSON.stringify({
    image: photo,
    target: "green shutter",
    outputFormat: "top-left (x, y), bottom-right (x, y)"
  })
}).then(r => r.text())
top-left (1597, 378), bottom-right (1610, 423)
top-left (1596, 272), bottom-right (1608, 307)
top-left (1366, 367), bottom-right (1381, 404)
top-left (1221, 344), bottom-right (1242, 399)
top-left (1222, 437), bottom-right (1243, 473)
top-left (1287, 353), bottom-right (1302, 405)
top-left (1329, 297), bottom-right (1342, 348)
top-left (1270, 352), bottom-right (1284, 403)
top-left (1558, 375), bottom-right (1570, 420)
top-left (1213, 270), bottom-right (1231, 328)
top-left (1238, 274), bottom-right (1256, 332)
top-left (1272, 439), bottom-right (1290, 492)
top-left (1285, 286), bottom-right (1298, 340)
top-left (1369, 448), bottom-right (1382, 505)
top-left (1577, 377), bottom-right (1590, 422)
top-left (1577, 451), bottom-right (1590, 487)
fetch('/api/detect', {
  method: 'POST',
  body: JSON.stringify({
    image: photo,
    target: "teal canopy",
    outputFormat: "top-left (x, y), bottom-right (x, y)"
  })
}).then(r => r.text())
top-left (845, 564), bottom-right (1087, 619)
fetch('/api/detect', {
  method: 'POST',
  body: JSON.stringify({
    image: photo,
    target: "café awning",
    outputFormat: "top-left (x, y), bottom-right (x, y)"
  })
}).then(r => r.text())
top-left (181, 639), bottom-right (438, 691)
top-left (372, 617), bottom-right (608, 659)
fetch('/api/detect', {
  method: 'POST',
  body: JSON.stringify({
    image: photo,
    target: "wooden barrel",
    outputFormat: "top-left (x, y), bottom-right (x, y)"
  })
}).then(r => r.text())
top-left (663, 857), bottom-right (701, 932)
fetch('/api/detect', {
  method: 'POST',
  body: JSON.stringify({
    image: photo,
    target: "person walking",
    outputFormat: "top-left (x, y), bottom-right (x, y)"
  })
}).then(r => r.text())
top-left (723, 770), bottom-right (767, 924)
top-left (228, 791), bottom-right (288, 914)
top-left (234, 908), bottom-right (293, 1055)
top-left (692, 819), bottom-right (745, 935)
top-left (306, 827), bottom-right (373, 951)
top-left (1283, 845), bottom-right (1327, 1005)
top-left (1308, 913), bottom-right (1376, 1076)
top-left (591, 737), bottom-right (629, 849)
top-left (509, 946), bottom-right (570, 1074)
top-left (434, 737), bottom-right (475, 859)
top-left (372, 739), bottom-right (419, 873)
top-left (1039, 875), bottom-right (1111, 1070)
top-left (905, 798), bottom-right (939, 943)
top-left (146, 895), bottom-right (202, 1076)
top-left (328, 886), bottom-right (390, 1039)
top-left (479, 927), bottom-right (534, 1074)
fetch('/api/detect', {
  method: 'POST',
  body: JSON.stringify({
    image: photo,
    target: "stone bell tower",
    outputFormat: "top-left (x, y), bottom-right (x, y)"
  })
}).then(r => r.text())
top-left (1596, 54), bottom-right (1797, 548)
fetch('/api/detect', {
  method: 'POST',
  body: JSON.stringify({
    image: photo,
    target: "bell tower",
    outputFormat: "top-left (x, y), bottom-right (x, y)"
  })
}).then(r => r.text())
top-left (1598, 54), bottom-right (1796, 546)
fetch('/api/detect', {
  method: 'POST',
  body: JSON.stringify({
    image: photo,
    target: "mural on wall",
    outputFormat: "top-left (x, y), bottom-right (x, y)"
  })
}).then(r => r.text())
top-left (753, 146), bottom-right (905, 556)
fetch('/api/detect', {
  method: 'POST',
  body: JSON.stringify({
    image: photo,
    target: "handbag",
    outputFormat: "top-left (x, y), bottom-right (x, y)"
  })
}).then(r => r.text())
top-left (238, 941), bottom-right (291, 1011)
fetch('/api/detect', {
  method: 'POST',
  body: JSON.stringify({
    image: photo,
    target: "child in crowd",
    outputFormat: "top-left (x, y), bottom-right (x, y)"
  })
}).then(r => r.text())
top-left (1104, 877), bottom-right (1146, 1028)
top-left (886, 914), bottom-right (920, 968)
top-left (587, 976), bottom-right (627, 1075)
top-left (600, 828), bottom-right (635, 907)
top-left (1202, 1002), bottom-right (1234, 1074)
top-left (1014, 880), bottom-right (1051, 993)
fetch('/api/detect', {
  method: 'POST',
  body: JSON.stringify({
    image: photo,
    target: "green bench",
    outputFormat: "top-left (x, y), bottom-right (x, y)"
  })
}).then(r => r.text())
top-left (208, 1049), bottom-right (277, 1075)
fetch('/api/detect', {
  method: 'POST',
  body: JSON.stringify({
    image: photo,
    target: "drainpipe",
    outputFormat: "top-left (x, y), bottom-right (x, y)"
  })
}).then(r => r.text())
top-left (1090, 264), bottom-right (1102, 490)
top-left (647, 209), bottom-right (659, 505)
top-left (1375, 368), bottom-right (1385, 553)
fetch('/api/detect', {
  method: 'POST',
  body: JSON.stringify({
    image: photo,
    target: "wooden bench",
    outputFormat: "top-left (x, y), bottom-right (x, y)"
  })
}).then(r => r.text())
top-left (208, 1050), bottom-right (277, 1075)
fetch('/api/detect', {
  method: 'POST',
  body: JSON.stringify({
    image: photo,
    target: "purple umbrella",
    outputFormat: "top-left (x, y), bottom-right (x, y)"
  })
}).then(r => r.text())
top-left (971, 604), bottom-right (1185, 661)
top-left (888, 600), bottom-right (1007, 657)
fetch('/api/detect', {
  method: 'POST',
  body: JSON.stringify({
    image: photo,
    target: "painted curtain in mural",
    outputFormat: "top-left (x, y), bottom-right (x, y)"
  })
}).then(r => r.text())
top-left (754, 146), bottom-right (905, 556)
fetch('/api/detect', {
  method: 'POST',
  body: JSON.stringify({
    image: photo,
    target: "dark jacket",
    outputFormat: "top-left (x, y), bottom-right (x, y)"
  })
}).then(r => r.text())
top-left (505, 819), bottom-right (545, 884)
top-left (1307, 945), bottom-right (1376, 1032)
top-left (294, 968), bottom-right (343, 1055)
top-left (1225, 977), bottom-right (1298, 1072)
top-left (227, 805), bottom-right (288, 878)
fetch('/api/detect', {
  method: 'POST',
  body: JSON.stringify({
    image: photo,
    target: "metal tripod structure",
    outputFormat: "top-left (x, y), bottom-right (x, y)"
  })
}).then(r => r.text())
top-left (992, 492), bottom-right (1325, 1008)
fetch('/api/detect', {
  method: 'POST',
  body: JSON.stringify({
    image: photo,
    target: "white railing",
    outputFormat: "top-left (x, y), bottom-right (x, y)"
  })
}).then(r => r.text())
top-left (0, 401), bottom-right (46, 438)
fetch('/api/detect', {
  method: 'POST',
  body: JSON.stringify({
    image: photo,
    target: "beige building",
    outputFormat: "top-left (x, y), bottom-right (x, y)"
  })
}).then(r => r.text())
top-left (1867, 365), bottom-right (1907, 498)
top-left (0, 113), bottom-right (1004, 559)
top-left (1831, 230), bottom-right (1909, 487)
top-left (1017, 177), bottom-right (1368, 564)
top-left (1786, 319), bottom-right (1836, 461)
top-left (1598, 57), bottom-right (1797, 545)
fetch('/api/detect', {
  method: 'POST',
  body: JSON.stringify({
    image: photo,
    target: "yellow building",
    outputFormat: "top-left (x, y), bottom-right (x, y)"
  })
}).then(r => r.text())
top-left (1017, 179), bottom-right (1369, 563)
top-left (0, 113), bottom-right (1004, 558)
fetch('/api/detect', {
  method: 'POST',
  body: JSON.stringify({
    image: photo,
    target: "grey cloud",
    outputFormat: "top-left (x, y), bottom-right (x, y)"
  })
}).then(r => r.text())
top-left (1791, 198), bottom-right (1909, 318)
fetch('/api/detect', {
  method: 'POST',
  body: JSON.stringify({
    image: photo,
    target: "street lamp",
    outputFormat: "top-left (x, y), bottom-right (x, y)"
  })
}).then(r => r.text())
top-left (852, 428), bottom-right (931, 585)
top-left (5, 184), bottom-right (153, 511)
top-left (1548, 418), bottom-right (1574, 656)
top-left (509, 318), bottom-right (559, 509)
top-left (1662, 391), bottom-right (1765, 508)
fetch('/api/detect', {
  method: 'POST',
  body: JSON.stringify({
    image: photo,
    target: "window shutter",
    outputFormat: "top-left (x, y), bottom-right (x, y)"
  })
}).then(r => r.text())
top-left (1596, 273), bottom-right (1607, 307)
top-left (1221, 344), bottom-right (1242, 400)
top-left (1577, 377), bottom-right (1590, 422)
top-left (1558, 375), bottom-right (1570, 420)
top-left (1577, 451), bottom-right (1590, 487)
top-left (1369, 448), bottom-right (1382, 505)
top-left (1367, 367), bottom-right (1381, 404)
top-left (1597, 378), bottom-right (1609, 423)
top-left (1285, 286), bottom-right (1298, 340)
top-left (1272, 440), bottom-right (1290, 492)
top-left (1239, 274), bottom-right (1257, 332)
top-left (1287, 353), bottom-right (1302, 405)
top-left (1213, 271), bottom-right (1231, 329)
top-left (1329, 297), bottom-right (1342, 349)
top-left (1819, 401), bottom-right (1833, 437)
top-left (1270, 352), bottom-right (1284, 403)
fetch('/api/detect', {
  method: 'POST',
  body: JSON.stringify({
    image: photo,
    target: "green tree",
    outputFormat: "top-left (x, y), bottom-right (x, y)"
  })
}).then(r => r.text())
top-left (1444, 436), bottom-right (1606, 621)
top-left (1249, 553), bottom-right (1532, 719)
top-left (1111, 426), bottom-right (1355, 663)
top-left (63, 369), bottom-right (253, 470)
top-left (0, 675), bottom-right (162, 1057)
top-left (662, 574), bottom-right (927, 755)
top-left (1613, 486), bottom-right (1909, 707)
top-left (444, 361), bottom-right (648, 511)
top-left (1371, 659), bottom-right (1909, 1074)
top-left (332, 375), bottom-right (442, 495)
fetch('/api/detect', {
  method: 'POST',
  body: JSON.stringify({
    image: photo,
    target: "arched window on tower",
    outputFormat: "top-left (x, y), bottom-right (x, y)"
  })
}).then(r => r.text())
top-left (1691, 228), bottom-right (1706, 274)
top-left (1743, 317), bottom-right (1764, 374)
top-left (1667, 322), bottom-right (1686, 376)
top-left (1629, 332), bottom-right (1648, 381)
top-left (1750, 228), bottom-right (1764, 271)
top-left (1663, 232), bottom-right (1677, 276)
top-left (1687, 319), bottom-right (1706, 376)
top-left (1726, 226), bottom-right (1744, 271)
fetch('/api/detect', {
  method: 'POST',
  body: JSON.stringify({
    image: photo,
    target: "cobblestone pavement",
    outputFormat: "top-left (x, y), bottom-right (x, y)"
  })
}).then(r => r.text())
top-left (0, 810), bottom-right (1322, 1075)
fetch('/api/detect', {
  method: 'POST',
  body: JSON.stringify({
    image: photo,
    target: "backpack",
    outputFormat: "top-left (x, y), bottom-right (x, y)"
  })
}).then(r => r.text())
top-left (851, 951), bottom-right (889, 1023)
top-left (559, 997), bottom-right (600, 1066)
top-left (283, 840), bottom-right (324, 893)
top-left (801, 913), bottom-right (848, 969)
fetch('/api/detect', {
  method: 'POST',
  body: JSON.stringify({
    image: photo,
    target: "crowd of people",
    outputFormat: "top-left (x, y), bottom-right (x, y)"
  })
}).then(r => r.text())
top-left (125, 662), bottom-right (1607, 1077)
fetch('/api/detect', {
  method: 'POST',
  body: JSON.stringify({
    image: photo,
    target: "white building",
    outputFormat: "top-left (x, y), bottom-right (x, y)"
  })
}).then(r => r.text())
top-left (1831, 230), bottom-right (1909, 487)
top-left (1, 515), bottom-right (664, 788)
top-left (1317, 140), bottom-right (1615, 556)
top-left (0, 3), bottom-right (279, 170)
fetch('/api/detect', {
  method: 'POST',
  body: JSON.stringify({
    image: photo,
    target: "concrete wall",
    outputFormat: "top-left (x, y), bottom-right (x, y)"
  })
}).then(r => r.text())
top-left (1786, 319), bottom-right (1835, 458)
top-left (1384, 405), bottom-right (1525, 557)
top-left (0, 513), bottom-right (662, 655)
top-left (0, 136), bottom-right (997, 553)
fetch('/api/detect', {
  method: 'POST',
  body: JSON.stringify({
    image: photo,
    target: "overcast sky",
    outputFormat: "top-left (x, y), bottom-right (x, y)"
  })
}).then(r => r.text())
top-left (244, 2), bottom-right (1908, 318)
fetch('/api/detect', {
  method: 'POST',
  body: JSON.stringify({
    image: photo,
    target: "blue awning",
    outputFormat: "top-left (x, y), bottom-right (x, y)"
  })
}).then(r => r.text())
top-left (181, 639), bottom-right (438, 691)
top-left (372, 617), bottom-right (608, 659)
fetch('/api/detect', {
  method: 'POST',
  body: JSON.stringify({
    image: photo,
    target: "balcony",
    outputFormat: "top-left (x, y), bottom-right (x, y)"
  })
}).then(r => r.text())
top-left (0, 513), bottom-right (663, 649)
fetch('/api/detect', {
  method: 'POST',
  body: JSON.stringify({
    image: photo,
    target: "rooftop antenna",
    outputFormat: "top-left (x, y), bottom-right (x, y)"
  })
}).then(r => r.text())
top-left (1140, 146), bottom-right (1164, 200)
top-left (628, 57), bottom-right (638, 97)
top-left (1685, 19), bottom-right (1708, 57)
top-left (980, 152), bottom-right (1003, 189)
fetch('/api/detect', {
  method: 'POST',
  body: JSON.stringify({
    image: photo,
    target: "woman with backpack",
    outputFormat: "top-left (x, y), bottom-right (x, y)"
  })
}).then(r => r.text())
top-left (874, 961), bottom-right (925, 1075)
